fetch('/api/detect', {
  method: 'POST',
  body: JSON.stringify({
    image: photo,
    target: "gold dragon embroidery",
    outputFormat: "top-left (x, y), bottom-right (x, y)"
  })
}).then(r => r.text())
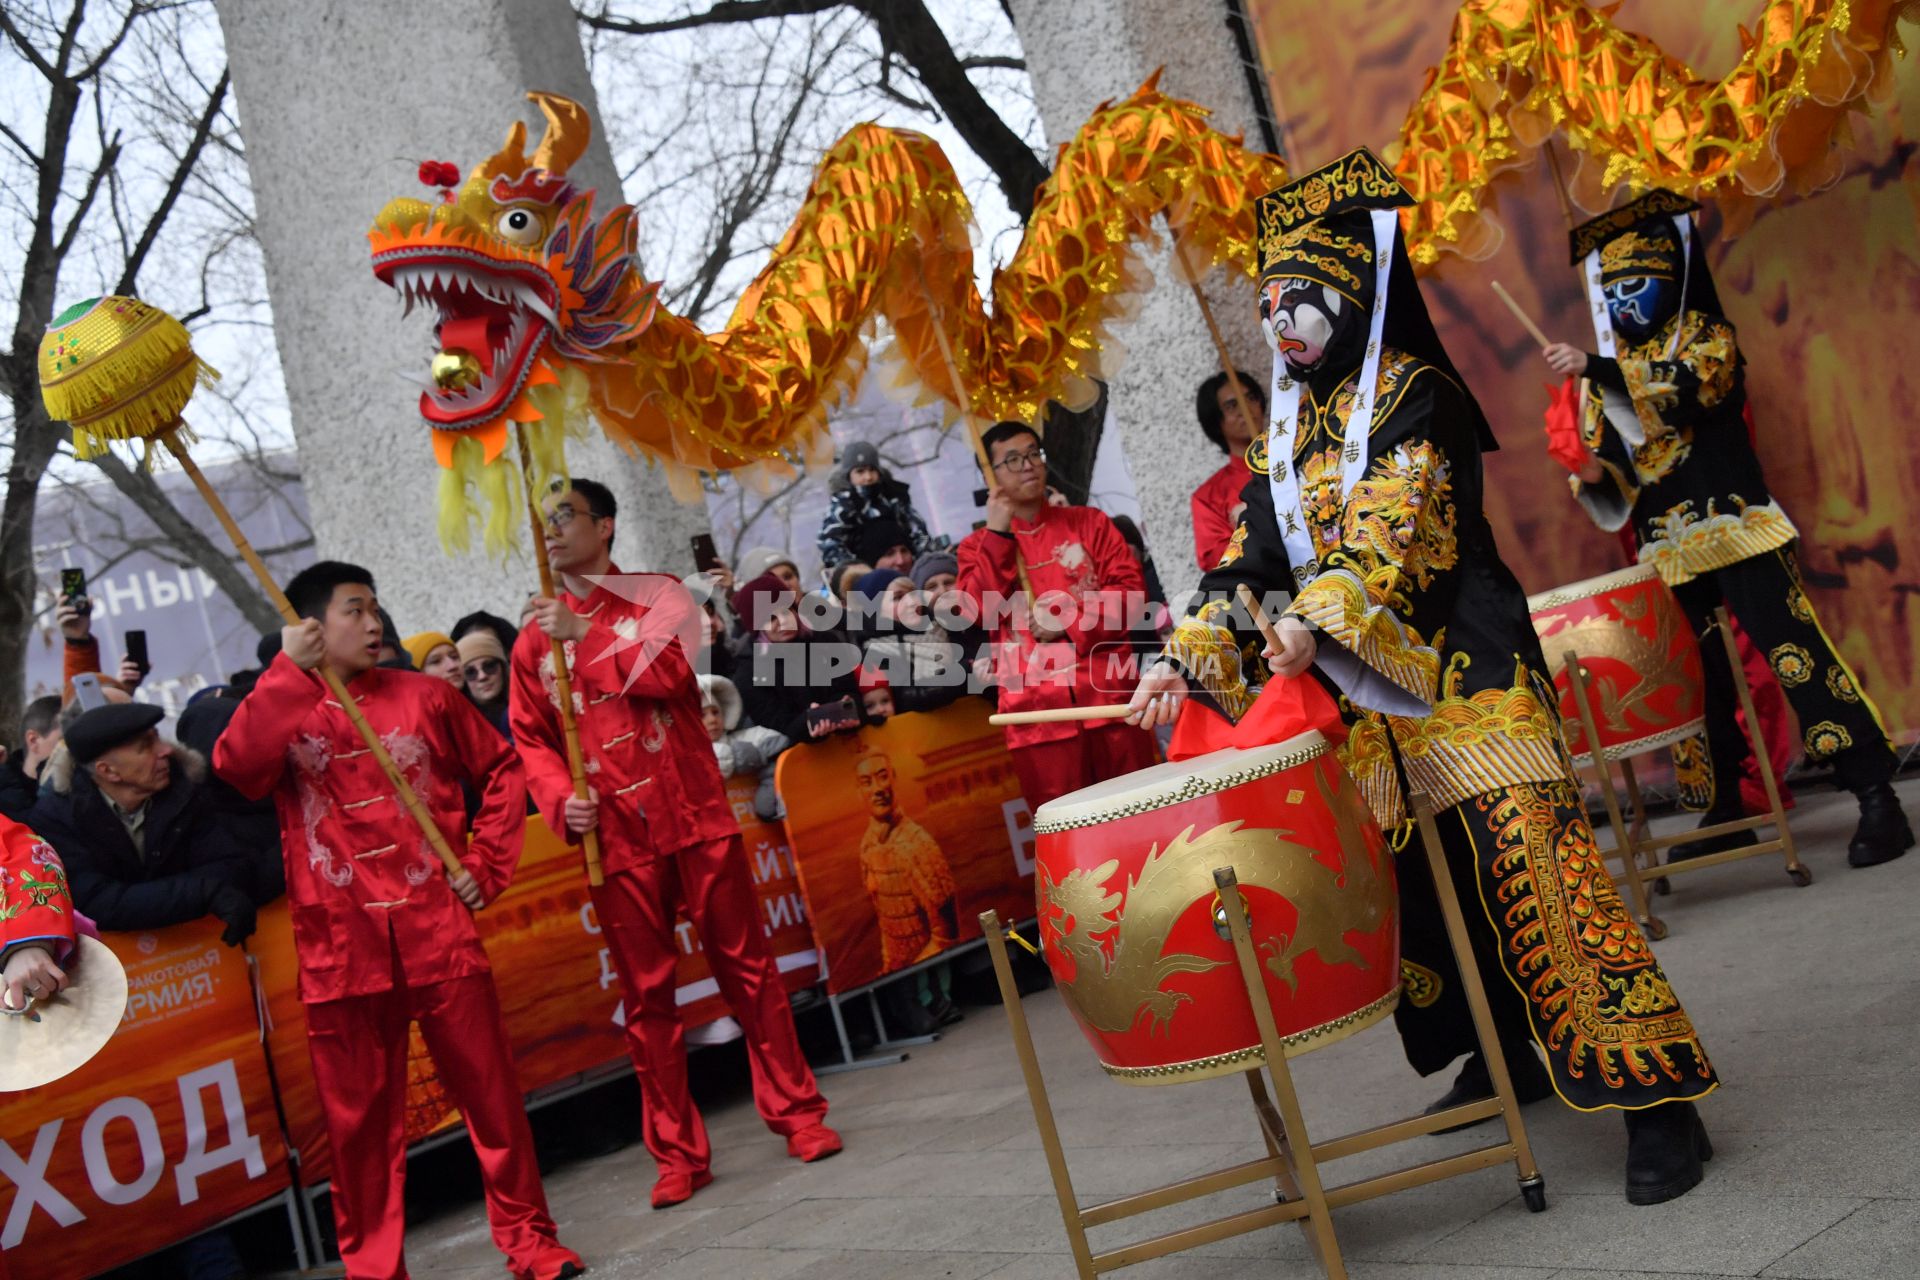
top-left (1040, 765), bottom-right (1393, 1036)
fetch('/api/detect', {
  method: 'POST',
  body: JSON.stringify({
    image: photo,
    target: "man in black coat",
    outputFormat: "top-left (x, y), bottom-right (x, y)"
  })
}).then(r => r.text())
top-left (27, 702), bottom-right (260, 945)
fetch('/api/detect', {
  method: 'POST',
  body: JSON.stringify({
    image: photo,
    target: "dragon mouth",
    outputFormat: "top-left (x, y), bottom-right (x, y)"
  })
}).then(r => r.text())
top-left (379, 255), bottom-right (561, 429)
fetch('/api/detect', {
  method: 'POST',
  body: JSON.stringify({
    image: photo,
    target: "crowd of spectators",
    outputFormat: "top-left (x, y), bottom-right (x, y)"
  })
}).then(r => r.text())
top-left (5, 433), bottom-right (1165, 1060)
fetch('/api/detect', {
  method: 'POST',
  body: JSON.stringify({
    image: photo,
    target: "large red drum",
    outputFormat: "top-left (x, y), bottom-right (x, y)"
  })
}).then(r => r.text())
top-left (1527, 564), bottom-right (1705, 766)
top-left (1032, 732), bottom-right (1399, 1086)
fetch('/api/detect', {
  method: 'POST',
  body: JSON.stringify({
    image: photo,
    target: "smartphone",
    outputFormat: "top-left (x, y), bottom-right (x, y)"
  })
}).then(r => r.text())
top-left (690, 533), bottom-right (723, 575)
top-left (124, 629), bottom-right (150, 674)
top-left (805, 695), bottom-right (858, 736)
top-left (60, 566), bottom-right (86, 603)
top-left (71, 672), bottom-right (108, 711)
top-left (972, 486), bottom-right (989, 508)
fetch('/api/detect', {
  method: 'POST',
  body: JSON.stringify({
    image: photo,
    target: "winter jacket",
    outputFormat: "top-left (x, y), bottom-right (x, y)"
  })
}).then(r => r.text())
top-left (816, 474), bottom-right (932, 570)
top-left (27, 743), bottom-right (262, 933)
top-left (861, 628), bottom-right (982, 714)
top-left (0, 756), bottom-right (40, 822)
top-left (738, 625), bottom-right (864, 745)
top-left (697, 673), bottom-right (790, 821)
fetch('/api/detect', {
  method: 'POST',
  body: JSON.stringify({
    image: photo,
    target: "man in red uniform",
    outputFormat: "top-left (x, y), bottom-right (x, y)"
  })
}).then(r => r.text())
top-left (510, 479), bottom-right (839, 1211)
top-left (1, 815), bottom-right (79, 1280)
top-left (957, 423), bottom-right (1159, 810)
top-left (1190, 369), bottom-right (1266, 572)
top-left (214, 562), bottom-right (581, 1280)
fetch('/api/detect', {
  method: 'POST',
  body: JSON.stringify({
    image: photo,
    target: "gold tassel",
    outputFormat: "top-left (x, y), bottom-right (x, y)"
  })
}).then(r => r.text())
top-left (39, 297), bottom-right (220, 457)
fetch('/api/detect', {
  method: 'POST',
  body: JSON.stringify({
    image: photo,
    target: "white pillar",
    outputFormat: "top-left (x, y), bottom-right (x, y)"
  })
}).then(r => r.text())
top-left (216, 0), bottom-right (707, 631)
top-left (1008, 0), bottom-right (1272, 600)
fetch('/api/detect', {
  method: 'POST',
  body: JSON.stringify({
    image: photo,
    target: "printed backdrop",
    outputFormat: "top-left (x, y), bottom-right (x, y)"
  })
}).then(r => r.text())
top-left (1245, 0), bottom-right (1920, 742)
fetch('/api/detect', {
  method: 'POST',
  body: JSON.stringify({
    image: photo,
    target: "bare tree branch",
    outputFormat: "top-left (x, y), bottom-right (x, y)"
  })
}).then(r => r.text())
top-left (85, 450), bottom-right (285, 633)
top-left (116, 65), bottom-right (228, 296)
top-left (579, 0), bottom-right (840, 38)
top-left (53, 129), bottom-right (121, 264)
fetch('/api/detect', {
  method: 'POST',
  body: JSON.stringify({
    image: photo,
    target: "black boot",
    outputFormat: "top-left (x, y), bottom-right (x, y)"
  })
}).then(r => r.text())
top-left (1424, 1045), bottom-right (1554, 1133)
top-left (1624, 1100), bottom-right (1712, 1205)
top-left (1848, 783), bottom-right (1914, 868)
top-left (1665, 809), bottom-right (1757, 863)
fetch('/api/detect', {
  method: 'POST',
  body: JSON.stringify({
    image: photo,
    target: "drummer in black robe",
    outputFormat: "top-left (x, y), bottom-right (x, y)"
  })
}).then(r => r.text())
top-left (1539, 193), bottom-right (1909, 869)
top-left (1129, 150), bottom-right (1718, 1206)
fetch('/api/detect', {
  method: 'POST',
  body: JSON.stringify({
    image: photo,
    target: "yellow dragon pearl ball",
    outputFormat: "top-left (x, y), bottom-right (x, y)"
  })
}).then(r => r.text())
top-left (431, 349), bottom-right (482, 390)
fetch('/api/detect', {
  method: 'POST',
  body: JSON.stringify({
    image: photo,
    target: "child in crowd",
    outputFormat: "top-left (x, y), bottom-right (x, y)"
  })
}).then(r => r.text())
top-left (697, 674), bottom-right (790, 822)
top-left (858, 667), bottom-right (896, 724)
top-left (817, 441), bottom-right (932, 575)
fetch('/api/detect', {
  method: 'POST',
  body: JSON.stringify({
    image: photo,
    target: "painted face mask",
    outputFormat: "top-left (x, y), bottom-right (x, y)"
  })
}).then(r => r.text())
top-left (1260, 277), bottom-right (1346, 372)
top-left (1603, 276), bottom-right (1676, 343)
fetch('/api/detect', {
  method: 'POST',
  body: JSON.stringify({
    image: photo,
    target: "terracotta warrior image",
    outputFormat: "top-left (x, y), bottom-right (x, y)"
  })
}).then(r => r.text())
top-left (854, 751), bottom-right (957, 973)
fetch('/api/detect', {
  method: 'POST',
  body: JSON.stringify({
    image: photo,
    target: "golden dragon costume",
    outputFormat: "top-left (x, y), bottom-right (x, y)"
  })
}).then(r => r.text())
top-left (365, 2), bottom-right (1911, 552)
top-left (368, 79), bottom-right (1284, 550)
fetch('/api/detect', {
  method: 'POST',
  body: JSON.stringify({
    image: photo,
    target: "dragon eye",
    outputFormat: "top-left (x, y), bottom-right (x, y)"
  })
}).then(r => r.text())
top-left (495, 208), bottom-right (542, 246)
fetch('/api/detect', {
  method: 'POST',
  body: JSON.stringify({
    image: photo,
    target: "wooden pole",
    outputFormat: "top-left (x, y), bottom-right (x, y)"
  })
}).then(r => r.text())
top-left (1542, 138), bottom-right (1576, 230)
top-left (515, 430), bottom-right (606, 888)
top-left (1490, 281), bottom-right (1553, 350)
top-left (158, 430), bottom-right (466, 882)
top-left (1170, 213), bottom-right (1264, 459)
top-left (913, 266), bottom-right (1035, 603)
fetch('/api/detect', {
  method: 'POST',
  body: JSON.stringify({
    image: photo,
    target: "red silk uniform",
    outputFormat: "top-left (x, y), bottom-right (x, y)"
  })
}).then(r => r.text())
top-left (508, 569), bottom-right (828, 1180)
top-left (215, 656), bottom-right (578, 1280)
top-left (957, 506), bottom-right (1160, 808)
top-left (1190, 453), bottom-right (1251, 572)
top-left (0, 815), bottom-right (76, 968)
top-left (0, 819), bottom-right (76, 1280)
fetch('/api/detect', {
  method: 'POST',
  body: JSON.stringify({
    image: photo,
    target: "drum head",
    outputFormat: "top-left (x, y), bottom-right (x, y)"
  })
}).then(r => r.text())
top-left (1526, 561), bottom-right (1660, 614)
top-left (1033, 729), bottom-right (1328, 831)
top-left (0, 935), bottom-right (129, 1091)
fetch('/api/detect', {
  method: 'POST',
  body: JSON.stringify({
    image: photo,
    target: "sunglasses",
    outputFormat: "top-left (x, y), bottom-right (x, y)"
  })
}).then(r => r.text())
top-left (462, 657), bottom-right (505, 680)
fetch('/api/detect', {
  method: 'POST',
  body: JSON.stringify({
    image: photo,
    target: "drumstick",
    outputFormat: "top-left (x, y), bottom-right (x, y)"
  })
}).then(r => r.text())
top-left (1491, 281), bottom-right (1553, 350)
top-left (988, 704), bottom-right (1135, 727)
top-left (1236, 584), bottom-right (1288, 655)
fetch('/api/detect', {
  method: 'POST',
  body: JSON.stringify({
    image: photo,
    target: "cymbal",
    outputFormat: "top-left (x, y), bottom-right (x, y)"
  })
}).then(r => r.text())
top-left (0, 936), bottom-right (129, 1091)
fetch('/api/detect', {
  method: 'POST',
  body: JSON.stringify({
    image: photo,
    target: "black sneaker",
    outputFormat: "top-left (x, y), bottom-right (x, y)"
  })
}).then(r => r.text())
top-left (1424, 1046), bottom-right (1555, 1133)
top-left (1848, 783), bottom-right (1914, 868)
top-left (1624, 1100), bottom-right (1712, 1205)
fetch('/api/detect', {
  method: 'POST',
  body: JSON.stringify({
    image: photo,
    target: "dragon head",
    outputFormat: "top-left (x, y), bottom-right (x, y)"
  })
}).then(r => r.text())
top-left (367, 92), bottom-right (658, 466)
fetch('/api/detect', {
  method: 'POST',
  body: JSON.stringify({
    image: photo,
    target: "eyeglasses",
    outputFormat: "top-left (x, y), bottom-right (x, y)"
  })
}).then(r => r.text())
top-left (991, 447), bottom-right (1047, 472)
top-left (462, 658), bottom-right (504, 680)
top-left (543, 504), bottom-right (604, 532)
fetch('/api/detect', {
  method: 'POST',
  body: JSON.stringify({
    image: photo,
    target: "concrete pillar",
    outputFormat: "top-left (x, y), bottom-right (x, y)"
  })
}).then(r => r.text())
top-left (216, 0), bottom-right (706, 632)
top-left (1008, 0), bottom-right (1272, 600)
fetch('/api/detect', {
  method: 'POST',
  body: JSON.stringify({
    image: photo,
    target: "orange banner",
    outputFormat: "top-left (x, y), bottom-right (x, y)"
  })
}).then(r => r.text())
top-left (777, 701), bottom-right (1036, 995)
top-left (0, 920), bottom-right (289, 1280)
top-left (1245, 0), bottom-right (1920, 742)
top-left (258, 805), bottom-right (819, 1185)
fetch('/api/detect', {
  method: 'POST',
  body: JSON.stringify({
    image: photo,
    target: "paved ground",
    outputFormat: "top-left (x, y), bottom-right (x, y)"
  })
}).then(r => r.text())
top-left (396, 777), bottom-right (1917, 1280)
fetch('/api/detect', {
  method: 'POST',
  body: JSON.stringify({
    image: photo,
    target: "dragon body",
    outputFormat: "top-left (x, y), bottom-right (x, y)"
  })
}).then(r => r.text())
top-left (366, 2), bottom-right (1910, 551)
top-left (368, 81), bottom-right (1283, 551)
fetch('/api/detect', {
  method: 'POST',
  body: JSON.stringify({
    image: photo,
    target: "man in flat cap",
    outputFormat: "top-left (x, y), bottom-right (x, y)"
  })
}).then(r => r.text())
top-left (28, 698), bottom-right (262, 946)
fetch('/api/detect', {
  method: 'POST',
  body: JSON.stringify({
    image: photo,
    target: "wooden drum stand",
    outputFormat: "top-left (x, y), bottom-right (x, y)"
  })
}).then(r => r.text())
top-left (1556, 605), bottom-right (1808, 941)
top-left (981, 792), bottom-right (1545, 1280)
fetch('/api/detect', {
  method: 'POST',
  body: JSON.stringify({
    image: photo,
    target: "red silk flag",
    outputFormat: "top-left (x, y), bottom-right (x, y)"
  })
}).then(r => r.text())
top-left (1168, 674), bottom-right (1347, 761)
top-left (1543, 376), bottom-right (1590, 475)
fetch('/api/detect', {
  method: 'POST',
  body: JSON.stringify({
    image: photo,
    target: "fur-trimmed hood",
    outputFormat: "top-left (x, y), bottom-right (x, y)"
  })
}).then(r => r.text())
top-left (43, 739), bottom-right (208, 798)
